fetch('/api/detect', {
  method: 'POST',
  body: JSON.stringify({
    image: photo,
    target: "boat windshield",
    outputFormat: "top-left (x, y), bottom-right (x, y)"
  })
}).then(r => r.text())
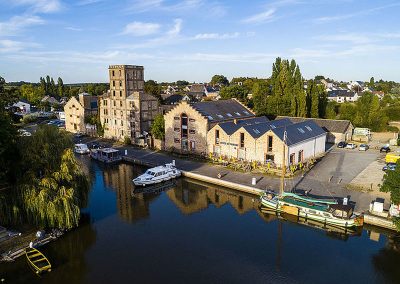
top-left (145, 170), bottom-right (155, 176)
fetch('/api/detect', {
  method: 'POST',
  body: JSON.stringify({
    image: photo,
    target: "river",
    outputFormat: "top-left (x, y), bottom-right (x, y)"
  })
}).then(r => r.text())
top-left (1, 156), bottom-right (400, 283)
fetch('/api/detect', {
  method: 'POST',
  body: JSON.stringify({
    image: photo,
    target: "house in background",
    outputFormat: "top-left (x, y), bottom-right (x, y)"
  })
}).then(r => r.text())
top-left (64, 92), bottom-right (98, 134)
top-left (276, 116), bottom-right (354, 144)
top-left (12, 100), bottom-right (31, 114)
top-left (164, 99), bottom-right (255, 154)
top-left (327, 90), bottom-right (359, 103)
top-left (208, 118), bottom-right (326, 167)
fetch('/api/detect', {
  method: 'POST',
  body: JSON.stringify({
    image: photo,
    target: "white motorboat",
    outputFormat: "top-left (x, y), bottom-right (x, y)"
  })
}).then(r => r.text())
top-left (74, 143), bottom-right (90, 154)
top-left (133, 163), bottom-right (181, 186)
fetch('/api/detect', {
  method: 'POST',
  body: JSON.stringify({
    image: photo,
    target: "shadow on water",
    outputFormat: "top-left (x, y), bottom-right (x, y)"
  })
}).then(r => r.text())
top-left (3, 160), bottom-right (400, 284)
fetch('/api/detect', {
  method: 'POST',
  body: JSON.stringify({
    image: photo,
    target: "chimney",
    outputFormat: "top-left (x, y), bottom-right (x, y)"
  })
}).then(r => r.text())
top-left (234, 118), bottom-right (238, 125)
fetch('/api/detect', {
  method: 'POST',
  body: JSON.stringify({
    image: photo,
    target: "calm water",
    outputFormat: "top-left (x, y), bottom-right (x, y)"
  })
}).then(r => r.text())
top-left (1, 156), bottom-right (400, 284)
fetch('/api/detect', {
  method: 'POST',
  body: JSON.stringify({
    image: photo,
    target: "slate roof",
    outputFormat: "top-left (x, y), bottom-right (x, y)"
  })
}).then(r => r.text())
top-left (328, 90), bottom-right (355, 97)
top-left (164, 94), bottom-right (183, 105)
top-left (192, 99), bottom-right (254, 122)
top-left (271, 120), bottom-right (326, 146)
top-left (218, 116), bottom-right (270, 135)
top-left (241, 118), bottom-right (293, 138)
top-left (276, 116), bottom-right (353, 134)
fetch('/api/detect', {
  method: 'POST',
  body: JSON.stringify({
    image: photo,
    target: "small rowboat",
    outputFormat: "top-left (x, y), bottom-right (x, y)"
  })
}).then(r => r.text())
top-left (25, 247), bottom-right (52, 274)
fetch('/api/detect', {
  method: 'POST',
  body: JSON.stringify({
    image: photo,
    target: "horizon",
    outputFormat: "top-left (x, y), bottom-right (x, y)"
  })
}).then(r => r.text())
top-left (1, 0), bottom-right (400, 84)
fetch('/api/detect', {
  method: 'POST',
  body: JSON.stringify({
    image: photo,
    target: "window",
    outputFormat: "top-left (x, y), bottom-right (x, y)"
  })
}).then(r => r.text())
top-left (235, 112), bottom-right (241, 116)
top-left (112, 70), bottom-right (115, 76)
top-left (243, 111), bottom-right (250, 115)
top-left (215, 129), bottom-right (220, 144)
top-left (265, 154), bottom-right (274, 162)
top-left (121, 121), bottom-right (123, 126)
top-left (226, 113), bottom-right (232, 117)
top-left (290, 153), bottom-right (295, 165)
top-left (114, 110), bottom-right (116, 115)
top-left (297, 128), bottom-right (305, 134)
top-left (208, 115), bottom-right (214, 120)
top-left (113, 90), bottom-right (115, 96)
top-left (181, 113), bottom-right (188, 138)
top-left (268, 136), bottom-right (273, 152)
top-left (240, 132), bottom-right (245, 148)
top-left (119, 80), bottom-right (122, 87)
top-left (298, 150), bottom-right (304, 163)
top-left (217, 114), bottom-right (223, 119)
top-left (189, 129), bottom-right (196, 134)
top-left (120, 101), bottom-right (123, 107)
top-left (119, 70), bottom-right (121, 76)
top-left (174, 116), bottom-right (180, 120)
top-left (174, 138), bottom-right (180, 143)
top-left (189, 118), bottom-right (196, 122)
top-left (120, 91), bottom-right (122, 97)
top-left (113, 101), bottom-right (116, 107)
top-left (174, 128), bottom-right (180, 132)
top-left (112, 81), bottom-right (115, 87)
top-left (305, 126), bottom-right (312, 132)
top-left (190, 141), bottom-right (196, 150)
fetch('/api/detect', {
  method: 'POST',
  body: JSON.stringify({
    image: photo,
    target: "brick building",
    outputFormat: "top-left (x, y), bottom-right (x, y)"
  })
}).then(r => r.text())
top-left (99, 65), bottom-right (159, 142)
top-left (207, 118), bottom-right (326, 167)
top-left (164, 99), bottom-right (255, 154)
top-left (64, 93), bottom-right (98, 134)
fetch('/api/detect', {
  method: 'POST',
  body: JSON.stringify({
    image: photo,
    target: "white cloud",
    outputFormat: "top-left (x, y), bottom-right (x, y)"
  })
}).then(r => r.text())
top-left (242, 8), bottom-right (276, 24)
top-left (12, 0), bottom-right (63, 13)
top-left (0, 15), bottom-right (45, 36)
top-left (0, 39), bottom-right (40, 53)
top-left (167, 19), bottom-right (182, 36)
top-left (126, 0), bottom-right (203, 13)
top-left (194, 32), bottom-right (239, 40)
top-left (317, 33), bottom-right (372, 44)
top-left (65, 26), bottom-right (83, 31)
top-left (314, 2), bottom-right (400, 23)
top-left (77, 0), bottom-right (104, 6)
top-left (121, 22), bottom-right (161, 36)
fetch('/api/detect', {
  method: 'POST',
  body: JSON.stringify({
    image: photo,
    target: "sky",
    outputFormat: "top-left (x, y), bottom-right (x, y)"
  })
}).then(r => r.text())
top-left (0, 0), bottom-right (400, 83)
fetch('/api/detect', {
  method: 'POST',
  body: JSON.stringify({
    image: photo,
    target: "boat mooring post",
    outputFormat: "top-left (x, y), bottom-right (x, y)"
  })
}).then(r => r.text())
top-left (252, 177), bottom-right (256, 185)
top-left (125, 150), bottom-right (128, 156)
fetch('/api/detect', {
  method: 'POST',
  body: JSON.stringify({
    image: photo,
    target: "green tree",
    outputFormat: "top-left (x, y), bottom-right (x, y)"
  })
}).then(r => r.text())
top-left (210, 75), bottom-right (229, 86)
top-left (145, 80), bottom-right (162, 102)
top-left (326, 101), bottom-right (337, 119)
top-left (369, 77), bottom-right (375, 88)
top-left (219, 85), bottom-right (248, 101)
top-left (151, 114), bottom-right (165, 140)
top-left (57, 77), bottom-right (64, 97)
top-left (380, 160), bottom-right (400, 230)
top-left (252, 80), bottom-right (270, 115)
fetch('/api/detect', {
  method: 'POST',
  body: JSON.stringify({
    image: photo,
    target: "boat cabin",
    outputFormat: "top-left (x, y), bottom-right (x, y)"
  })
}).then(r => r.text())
top-left (92, 148), bottom-right (122, 163)
top-left (329, 204), bottom-right (353, 219)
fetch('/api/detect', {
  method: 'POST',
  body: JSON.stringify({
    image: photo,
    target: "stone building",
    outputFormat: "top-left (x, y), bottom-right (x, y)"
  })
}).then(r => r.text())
top-left (207, 118), bottom-right (326, 167)
top-left (164, 99), bottom-right (255, 154)
top-left (99, 65), bottom-right (159, 142)
top-left (64, 93), bottom-right (98, 134)
top-left (277, 116), bottom-right (354, 144)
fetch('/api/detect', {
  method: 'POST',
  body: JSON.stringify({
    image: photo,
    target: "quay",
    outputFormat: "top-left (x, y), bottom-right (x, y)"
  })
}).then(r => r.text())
top-left (120, 146), bottom-right (399, 231)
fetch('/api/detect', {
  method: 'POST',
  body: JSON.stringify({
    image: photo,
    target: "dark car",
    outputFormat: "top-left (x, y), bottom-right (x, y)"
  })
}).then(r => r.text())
top-left (88, 142), bottom-right (101, 150)
top-left (337, 141), bottom-right (347, 148)
top-left (383, 162), bottom-right (397, 171)
top-left (380, 146), bottom-right (391, 153)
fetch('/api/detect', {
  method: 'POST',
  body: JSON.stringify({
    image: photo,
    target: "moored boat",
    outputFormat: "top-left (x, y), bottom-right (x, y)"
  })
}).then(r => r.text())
top-left (133, 163), bottom-right (181, 186)
top-left (90, 148), bottom-right (122, 163)
top-left (261, 191), bottom-right (363, 227)
top-left (25, 247), bottom-right (51, 274)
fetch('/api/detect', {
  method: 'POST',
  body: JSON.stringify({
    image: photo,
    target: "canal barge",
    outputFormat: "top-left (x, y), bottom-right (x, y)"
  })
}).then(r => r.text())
top-left (90, 148), bottom-right (122, 163)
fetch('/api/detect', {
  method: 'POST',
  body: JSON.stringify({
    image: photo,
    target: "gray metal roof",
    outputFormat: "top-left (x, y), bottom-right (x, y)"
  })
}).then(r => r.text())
top-left (276, 116), bottom-right (353, 134)
top-left (219, 116), bottom-right (270, 135)
top-left (192, 99), bottom-right (254, 122)
top-left (241, 118), bottom-right (293, 138)
top-left (271, 120), bottom-right (326, 146)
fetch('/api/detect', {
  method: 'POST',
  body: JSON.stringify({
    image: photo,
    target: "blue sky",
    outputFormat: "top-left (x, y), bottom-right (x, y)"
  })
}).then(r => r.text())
top-left (1, 0), bottom-right (400, 83)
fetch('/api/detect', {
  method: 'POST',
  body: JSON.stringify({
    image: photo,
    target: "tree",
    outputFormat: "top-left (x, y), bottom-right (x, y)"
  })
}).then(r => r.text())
top-left (0, 76), bottom-right (19, 183)
top-left (219, 85), bottom-right (248, 101)
top-left (369, 77), bottom-right (375, 88)
top-left (151, 114), bottom-right (165, 140)
top-left (176, 80), bottom-right (189, 86)
top-left (210, 75), bottom-right (229, 86)
top-left (252, 80), bottom-right (270, 115)
top-left (145, 80), bottom-right (162, 102)
top-left (380, 160), bottom-right (400, 230)
top-left (57, 77), bottom-right (64, 98)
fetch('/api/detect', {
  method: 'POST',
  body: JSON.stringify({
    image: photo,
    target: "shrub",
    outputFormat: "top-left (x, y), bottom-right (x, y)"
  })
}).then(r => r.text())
top-left (123, 137), bottom-right (131, 145)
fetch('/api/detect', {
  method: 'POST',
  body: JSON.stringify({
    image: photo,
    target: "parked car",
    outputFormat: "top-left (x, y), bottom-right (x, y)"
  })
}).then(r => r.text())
top-left (345, 143), bottom-right (357, 149)
top-left (74, 132), bottom-right (85, 139)
top-left (74, 143), bottom-right (90, 154)
top-left (380, 146), bottom-right (391, 153)
top-left (88, 142), bottom-right (102, 150)
top-left (383, 162), bottom-right (397, 171)
top-left (359, 144), bottom-right (369, 151)
top-left (337, 141), bottom-right (347, 148)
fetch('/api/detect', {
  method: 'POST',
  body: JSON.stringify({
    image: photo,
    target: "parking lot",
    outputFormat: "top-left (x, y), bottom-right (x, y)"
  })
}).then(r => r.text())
top-left (296, 146), bottom-right (391, 211)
